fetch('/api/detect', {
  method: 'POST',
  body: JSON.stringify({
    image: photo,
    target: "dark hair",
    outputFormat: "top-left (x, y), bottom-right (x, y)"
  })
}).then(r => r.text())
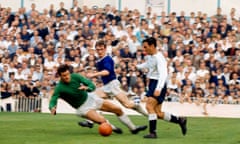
top-left (142, 37), bottom-right (157, 48)
top-left (95, 40), bottom-right (106, 48)
top-left (57, 64), bottom-right (70, 75)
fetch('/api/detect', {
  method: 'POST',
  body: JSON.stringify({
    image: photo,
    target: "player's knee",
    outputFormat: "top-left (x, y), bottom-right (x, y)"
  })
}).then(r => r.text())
top-left (113, 107), bottom-right (123, 116)
top-left (145, 104), bottom-right (154, 112)
top-left (116, 99), bottom-right (134, 109)
top-left (122, 103), bottom-right (133, 109)
top-left (157, 112), bottom-right (164, 119)
top-left (97, 119), bottom-right (107, 124)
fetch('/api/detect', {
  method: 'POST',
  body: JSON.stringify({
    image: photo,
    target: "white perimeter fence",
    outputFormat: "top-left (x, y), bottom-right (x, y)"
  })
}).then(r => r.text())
top-left (1, 97), bottom-right (240, 118)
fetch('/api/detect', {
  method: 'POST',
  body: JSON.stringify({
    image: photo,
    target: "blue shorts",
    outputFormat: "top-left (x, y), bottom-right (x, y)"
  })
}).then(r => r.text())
top-left (146, 79), bottom-right (167, 104)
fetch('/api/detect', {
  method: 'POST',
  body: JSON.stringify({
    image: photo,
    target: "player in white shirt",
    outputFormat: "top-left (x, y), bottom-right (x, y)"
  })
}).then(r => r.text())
top-left (136, 37), bottom-right (187, 138)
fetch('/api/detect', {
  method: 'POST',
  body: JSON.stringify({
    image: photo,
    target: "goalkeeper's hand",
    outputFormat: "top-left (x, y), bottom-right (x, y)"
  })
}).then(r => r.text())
top-left (51, 107), bottom-right (57, 115)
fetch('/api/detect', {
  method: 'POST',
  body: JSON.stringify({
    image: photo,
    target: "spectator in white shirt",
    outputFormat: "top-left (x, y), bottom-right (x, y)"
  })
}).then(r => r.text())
top-left (196, 61), bottom-right (210, 78)
top-left (2, 64), bottom-right (10, 82)
top-left (128, 35), bottom-right (140, 55)
top-left (14, 67), bottom-right (25, 80)
top-left (172, 49), bottom-right (184, 63)
top-left (32, 65), bottom-right (43, 82)
top-left (44, 55), bottom-right (58, 70)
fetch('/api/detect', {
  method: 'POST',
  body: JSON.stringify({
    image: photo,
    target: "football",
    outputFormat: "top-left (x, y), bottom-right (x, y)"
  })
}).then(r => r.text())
top-left (98, 122), bottom-right (112, 136)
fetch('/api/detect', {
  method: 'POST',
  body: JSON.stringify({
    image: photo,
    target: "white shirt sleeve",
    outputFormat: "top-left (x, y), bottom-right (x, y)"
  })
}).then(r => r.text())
top-left (155, 53), bottom-right (168, 90)
top-left (136, 56), bottom-right (150, 69)
top-left (136, 62), bottom-right (148, 69)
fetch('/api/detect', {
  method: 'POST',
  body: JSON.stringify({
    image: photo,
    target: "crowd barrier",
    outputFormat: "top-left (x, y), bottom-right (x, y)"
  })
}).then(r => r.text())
top-left (1, 97), bottom-right (240, 118)
top-left (0, 97), bottom-right (41, 112)
top-left (15, 97), bottom-right (41, 112)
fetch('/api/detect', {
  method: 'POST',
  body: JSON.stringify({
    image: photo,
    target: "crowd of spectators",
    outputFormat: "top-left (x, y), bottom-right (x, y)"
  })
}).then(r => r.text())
top-left (0, 1), bottom-right (239, 108)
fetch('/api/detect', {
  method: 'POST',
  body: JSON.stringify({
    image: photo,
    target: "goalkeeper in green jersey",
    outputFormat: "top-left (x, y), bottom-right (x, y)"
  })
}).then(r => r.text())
top-left (49, 64), bottom-right (147, 134)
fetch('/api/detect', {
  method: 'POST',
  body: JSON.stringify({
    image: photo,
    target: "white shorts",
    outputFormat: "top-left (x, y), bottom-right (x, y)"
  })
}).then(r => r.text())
top-left (99, 79), bottom-right (127, 97)
top-left (76, 92), bottom-right (104, 116)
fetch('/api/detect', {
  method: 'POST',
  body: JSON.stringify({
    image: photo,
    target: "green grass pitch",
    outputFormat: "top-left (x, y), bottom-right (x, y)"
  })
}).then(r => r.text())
top-left (0, 112), bottom-right (239, 144)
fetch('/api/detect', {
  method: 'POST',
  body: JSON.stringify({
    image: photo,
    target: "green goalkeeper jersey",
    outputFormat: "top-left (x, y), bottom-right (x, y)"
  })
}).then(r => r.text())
top-left (49, 73), bottom-right (96, 110)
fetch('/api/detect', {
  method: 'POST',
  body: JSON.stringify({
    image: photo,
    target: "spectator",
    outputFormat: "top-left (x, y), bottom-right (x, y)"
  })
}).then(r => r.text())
top-left (0, 81), bottom-right (12, 98)
top-left (119, 44), bottom-right (133, 62)
top-left (56, 2), bottom-right (68, 17)
top-left (71, 0), bottom-right (81, 14)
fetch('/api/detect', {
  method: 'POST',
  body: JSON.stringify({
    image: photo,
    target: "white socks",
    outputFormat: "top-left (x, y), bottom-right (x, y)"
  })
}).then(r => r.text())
top-left (118, 114), bottom-right (136, 130)
top-left (148, 113), bottom-right (157, 121)
top-left (163, 112), bottom-right (171, 121)
top-left (134, 104), bottom-right (148, 117)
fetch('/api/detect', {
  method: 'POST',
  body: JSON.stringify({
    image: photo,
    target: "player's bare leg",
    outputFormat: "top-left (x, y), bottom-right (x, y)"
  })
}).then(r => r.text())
top-left (80, 91), bottom-right (147, 128)
top-left (115, 92), bottom-right (148, 116)
top-left (85, 110), bottom-right (106, 124)
top-left (100, 100), bottom-right (147, 134)
top-left (79, 99), bottom-right (147, 134)
top-left (94, 89), bottom-right (108, 99)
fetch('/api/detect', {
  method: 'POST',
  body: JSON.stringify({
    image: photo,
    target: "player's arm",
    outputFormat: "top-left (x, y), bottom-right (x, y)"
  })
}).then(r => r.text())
top-left (49, 88), bottom-right (60, 115)
top-left (90, 70), bottom-right (109, 77)
top-left (136, 62), bottom-right (148, 70)
top-left (87, 57), bottom-right (112, 78)
top-left (50, 107), bottom-right (57, 115)
top-left (76, 74), bottom-right (96, 92)
top-left (136, 56), bottom-right (150, 70)
top-left (86, 68), bottom-right (109, 78)
top-left (97, 60), bottom-right (114, 77)
top-left (154, 55), bottom-right (168, 96)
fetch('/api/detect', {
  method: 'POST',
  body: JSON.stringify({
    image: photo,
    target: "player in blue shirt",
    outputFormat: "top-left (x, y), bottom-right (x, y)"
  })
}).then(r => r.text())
top-left (79, 40), bottom-right (147, 134)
